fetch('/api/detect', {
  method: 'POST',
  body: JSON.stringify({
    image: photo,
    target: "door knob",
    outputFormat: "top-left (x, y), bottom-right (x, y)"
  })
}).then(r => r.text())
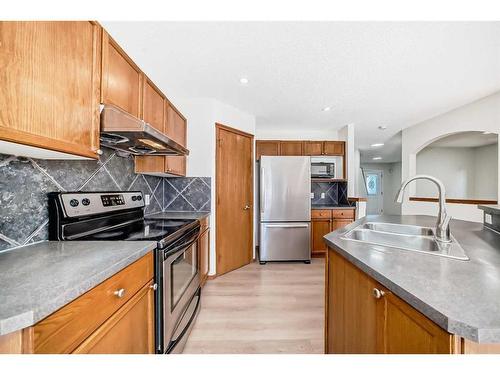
top-left (114, 288), bottom-right (126, 298)
top-left (244, 205), bottom-right (251, 210)
top-left (372, 288), bottom-right (386, 299)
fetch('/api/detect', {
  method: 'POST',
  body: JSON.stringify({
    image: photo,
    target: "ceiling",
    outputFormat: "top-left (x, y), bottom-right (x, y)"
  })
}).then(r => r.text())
top-left (102, 21), bottom-right (500, 157)
top-left (426, 131), bottom-right (498, 148)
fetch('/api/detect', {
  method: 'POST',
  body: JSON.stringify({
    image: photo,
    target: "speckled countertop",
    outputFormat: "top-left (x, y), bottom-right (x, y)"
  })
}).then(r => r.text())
top-left (146, 211), bottom-right (210, 220)
top-left (0, 241), bottom-right (156, 336)
top-left (324, 215), bottom-right (500, 343)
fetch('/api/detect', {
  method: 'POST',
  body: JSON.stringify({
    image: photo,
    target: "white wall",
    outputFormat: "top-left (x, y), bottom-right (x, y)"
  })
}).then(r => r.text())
top-left (361, 162), bottom-right (402, 215)
top-left (401, 91), bottom-right (500, 222)
top-left (416, 145), bottom-right (497, 200)
top-left (175, 98), bottom-right (256, 275)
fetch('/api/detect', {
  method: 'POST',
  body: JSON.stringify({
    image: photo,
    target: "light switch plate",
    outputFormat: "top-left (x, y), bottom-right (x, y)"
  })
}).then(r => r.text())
top-left (145, 194), bottom-right (150, 206)
top-left (485, 213), bottom-right (493, 225)
top-left (321, 192), bottom-right (326, 199)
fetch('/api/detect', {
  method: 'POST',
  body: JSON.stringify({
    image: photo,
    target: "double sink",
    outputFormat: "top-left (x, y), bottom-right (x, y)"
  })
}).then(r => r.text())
top-left (341, 221), bottom-right (469, 261)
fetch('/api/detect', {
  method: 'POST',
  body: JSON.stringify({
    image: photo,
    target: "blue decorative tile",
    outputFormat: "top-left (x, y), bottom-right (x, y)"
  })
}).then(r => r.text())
top-left (0, 157), bottom-right (60, 244)
top-left (182, 178), bottom-right (211, 210)
top-left (80, 168), bottom-right (119, 192)
top-left (164, 180), bottom-right (180, 207)
top-left (166, 194), bottom-right (196, 211)
top-left (167, 177), bottom-right (193, 193)
top-left (105, 154), bottom-right (137, 190)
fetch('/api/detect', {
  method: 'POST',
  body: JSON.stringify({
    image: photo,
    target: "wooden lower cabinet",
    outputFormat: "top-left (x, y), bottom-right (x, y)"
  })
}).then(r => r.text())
top-left (325, 250), bottom-right (455, 354)
top-left (198, 228), bottom-right (210, 287)
top-left (73, 281), bottom-right (154, 354)
top-left (0, 252), bottom-right (155, 354)
top-left (311, 209), bottom-right (354, 257)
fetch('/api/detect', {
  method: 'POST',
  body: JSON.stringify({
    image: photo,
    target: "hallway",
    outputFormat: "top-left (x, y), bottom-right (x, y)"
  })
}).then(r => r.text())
top-left (183, 259), bottom-right (325, 354)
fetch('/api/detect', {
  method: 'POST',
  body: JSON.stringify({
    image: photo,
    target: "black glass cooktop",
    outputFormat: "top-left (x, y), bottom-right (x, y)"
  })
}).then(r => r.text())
top-left (80, 218), bottom-right (197, 244)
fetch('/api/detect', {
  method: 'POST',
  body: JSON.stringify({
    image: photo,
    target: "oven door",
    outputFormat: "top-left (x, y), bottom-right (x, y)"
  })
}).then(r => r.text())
top-left (162, 226), bottom-right (201, 353)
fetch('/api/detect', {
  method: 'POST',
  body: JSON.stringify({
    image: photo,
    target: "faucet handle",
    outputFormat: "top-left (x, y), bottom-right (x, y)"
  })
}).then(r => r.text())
top-left (442, 214), bottom-right (452, 229)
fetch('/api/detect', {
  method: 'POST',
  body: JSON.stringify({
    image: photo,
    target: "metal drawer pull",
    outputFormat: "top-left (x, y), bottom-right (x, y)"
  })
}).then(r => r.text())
top-left (114, 288), bottom-right (126, 298)
top-left (372, 288), bottom-right (386, 299)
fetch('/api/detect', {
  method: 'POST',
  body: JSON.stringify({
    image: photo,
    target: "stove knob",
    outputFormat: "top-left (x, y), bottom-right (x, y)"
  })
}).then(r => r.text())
top-left (70, 199), bottom-right (79, 207)
top-left (137, 195), bottom-right (143, 201)
top-left (82, 198), bottom-right (90, 206)
top-left (132, 196), bottom-right (137, 201)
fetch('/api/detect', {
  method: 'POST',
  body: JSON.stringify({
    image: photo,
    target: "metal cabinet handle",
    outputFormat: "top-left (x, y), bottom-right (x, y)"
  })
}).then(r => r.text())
top-left (372, 288), bottom-right (386, 299)
top-left (244, 205), bottom-right (250, 210)
top-left (114, 288), bottom-right (126, 298)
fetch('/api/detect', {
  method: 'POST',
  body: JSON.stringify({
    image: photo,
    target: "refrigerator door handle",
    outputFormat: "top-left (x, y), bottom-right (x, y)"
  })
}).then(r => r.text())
top-left (264, 224), bottom-right (310, 228)
top-left (260, 167), bottom-right (265, 215)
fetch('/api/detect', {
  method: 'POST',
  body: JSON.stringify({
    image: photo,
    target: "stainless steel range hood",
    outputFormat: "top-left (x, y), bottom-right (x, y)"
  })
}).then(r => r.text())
top-left (100, 104), bottom-right (189, 156)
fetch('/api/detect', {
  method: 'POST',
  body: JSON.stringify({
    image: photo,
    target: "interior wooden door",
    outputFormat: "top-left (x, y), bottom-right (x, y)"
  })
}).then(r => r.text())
top-left (216, 124), bottom-right (254, 276)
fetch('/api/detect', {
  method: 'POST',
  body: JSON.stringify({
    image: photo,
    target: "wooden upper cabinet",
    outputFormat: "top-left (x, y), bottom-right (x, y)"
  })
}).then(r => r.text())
top-left (324, 141), bottom-right (344, 156)
top-left (142, 78), bottom-right (165, 132)
top-left (101, 30), bottom-right (142, 117)
top-left (256, 141), bottom-right (280, 160)
top-left (304, 141), bottom-right (323, 156)
top-left (0, 21), bottom-right (101, 159)
top-left (279, 141), bottom-right (304, 156)
top-left (166, 103), bottom-right (187, 146)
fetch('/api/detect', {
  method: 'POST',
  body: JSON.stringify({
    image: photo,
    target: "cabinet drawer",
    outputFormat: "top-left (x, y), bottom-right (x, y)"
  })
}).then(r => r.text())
top-left (33, 252), bottom-right (153, 353)
top-left (311, 209), bottom-right (332, 219)
top-left (332, 209), bottom-right (355, 219)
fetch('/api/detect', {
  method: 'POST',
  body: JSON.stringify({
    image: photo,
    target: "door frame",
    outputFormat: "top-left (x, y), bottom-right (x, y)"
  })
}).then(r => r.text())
top-left (364, 169), bottom-right (384, 215)
top-left (215, 123), bottom-right (254, 276)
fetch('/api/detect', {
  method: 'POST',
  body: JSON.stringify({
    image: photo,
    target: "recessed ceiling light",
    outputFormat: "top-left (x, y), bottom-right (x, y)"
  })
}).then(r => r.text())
top-left (371, 143), bottom-right (384, 147)
top-left (240, 77), bottom-right (249, 85)
top-left (378, 126), bottom-right (387, 130)
top-left (372, 157), bottom-right (382, 160)
top-left (322, 106), bottom-right (331, 112)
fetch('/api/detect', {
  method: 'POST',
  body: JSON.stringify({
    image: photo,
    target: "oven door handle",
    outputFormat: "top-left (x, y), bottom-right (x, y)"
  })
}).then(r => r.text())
top-left (164, 230), bottom-right (200, 260)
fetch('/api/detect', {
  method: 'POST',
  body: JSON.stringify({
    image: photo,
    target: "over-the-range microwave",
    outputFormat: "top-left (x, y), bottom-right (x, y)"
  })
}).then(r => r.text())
top-left (311, 156), bottom-right (344, 179)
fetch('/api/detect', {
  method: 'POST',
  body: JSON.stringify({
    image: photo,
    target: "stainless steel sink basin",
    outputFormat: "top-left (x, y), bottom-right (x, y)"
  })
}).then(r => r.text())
top-left (359, 222), bottom-right (434, 236)
top-left (341, 222), bottom-right (469, 260)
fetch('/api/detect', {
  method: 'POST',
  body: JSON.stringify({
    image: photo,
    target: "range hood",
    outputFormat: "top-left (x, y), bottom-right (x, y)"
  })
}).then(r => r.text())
top-left (100, 104), bottom-right (189, 156)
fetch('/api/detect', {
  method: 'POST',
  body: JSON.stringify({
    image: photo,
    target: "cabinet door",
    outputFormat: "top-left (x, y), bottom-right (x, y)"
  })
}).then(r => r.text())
top-left (311, 219), bottom-right (330, 256)
top-left (379, 292), bottom-right (453, 354)
top-left (279, 141), bottom-right (304, 156)
top-left (165, 156), bottom-right (186, 176)
top-left (256, 141), bottom-right (280, 160)
top-left (166, 103), bottom-right (187, 146)
top-left (326, 251), bottom-right (380, 353)
top-left (101, 31), bottom-right (142, 117)
top-left (331, 219), bottom-right (353, 231)
top-left (73, 282), bottom-right (155, 354)
top-left (323, 141), bottom-right (344, 156)
top-left (0, 21), bottom-right (101, 159)
top-left (142, 78), bottom-right (165, 132)
top-left (198, 229), bottom-right (210, 287)
top-left (304, 141), bottom-right (323, 156)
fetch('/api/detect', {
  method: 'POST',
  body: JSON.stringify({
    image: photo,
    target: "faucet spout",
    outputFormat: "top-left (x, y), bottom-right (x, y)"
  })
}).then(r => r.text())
top-left (395, 175), bottom-right (451, 243)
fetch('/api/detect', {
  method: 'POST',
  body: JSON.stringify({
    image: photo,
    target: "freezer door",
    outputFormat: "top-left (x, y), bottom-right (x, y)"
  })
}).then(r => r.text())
top-left (259, 222), bottom-right (311, 261)
top-left (260, 156), bottom-right (311, 222)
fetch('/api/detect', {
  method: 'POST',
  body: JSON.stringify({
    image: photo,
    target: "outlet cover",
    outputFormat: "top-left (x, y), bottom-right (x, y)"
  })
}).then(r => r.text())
top-left (145, 194), bottom-right (150, 206)
top-left (321, 192), bottom-right (326, 199)
top-left (310, 193), bottom-right (314, 199)
top-left (485, 213), bottom-right (493, 225)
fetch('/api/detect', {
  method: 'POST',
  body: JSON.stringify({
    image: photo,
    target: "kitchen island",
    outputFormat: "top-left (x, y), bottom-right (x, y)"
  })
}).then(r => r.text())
top-left (324, 214), bottom-right (500, 353)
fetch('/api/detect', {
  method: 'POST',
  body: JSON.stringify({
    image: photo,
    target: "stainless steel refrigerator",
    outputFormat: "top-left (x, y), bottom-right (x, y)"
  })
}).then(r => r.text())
top-left (259, 156), bottom-right (311, 263)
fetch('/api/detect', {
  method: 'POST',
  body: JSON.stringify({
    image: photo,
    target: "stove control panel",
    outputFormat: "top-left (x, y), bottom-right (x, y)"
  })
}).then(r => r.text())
top-left (59, 192), bottom-right (145, 218)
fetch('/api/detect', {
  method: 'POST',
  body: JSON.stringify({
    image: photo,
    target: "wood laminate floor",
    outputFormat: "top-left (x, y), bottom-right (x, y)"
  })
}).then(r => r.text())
top-left (183, 259), bottom-right (325, 354)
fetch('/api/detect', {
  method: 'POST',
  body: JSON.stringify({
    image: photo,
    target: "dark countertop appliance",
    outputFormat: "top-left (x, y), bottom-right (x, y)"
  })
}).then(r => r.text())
top-left (48, 191), bottom-right (201, 354)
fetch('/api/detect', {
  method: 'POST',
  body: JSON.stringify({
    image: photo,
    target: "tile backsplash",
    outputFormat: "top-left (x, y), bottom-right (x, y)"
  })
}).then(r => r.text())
top-left (0, 148), bottom-right (210, 251)
top-left (311, 181), bottom-right (349, 206)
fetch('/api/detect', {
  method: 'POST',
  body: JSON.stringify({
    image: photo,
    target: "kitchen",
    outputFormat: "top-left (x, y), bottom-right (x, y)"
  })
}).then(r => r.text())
top-left (1, 3), bottom-right (500, 372)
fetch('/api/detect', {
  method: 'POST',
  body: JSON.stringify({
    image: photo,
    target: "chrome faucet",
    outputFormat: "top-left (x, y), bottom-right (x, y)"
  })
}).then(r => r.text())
top-left (395, 175), bottom-right (452, 243)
